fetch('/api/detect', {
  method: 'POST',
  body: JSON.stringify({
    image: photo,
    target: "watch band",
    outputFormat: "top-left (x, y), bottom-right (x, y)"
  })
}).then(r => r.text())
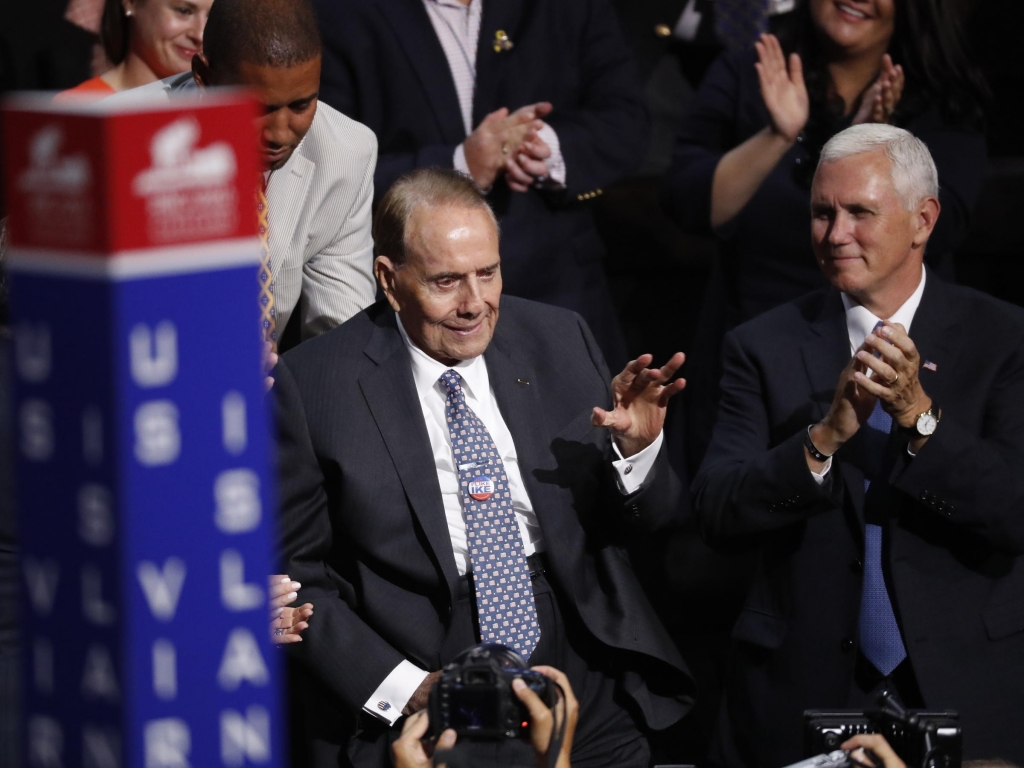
top-left (804, 424), bottom-right (832, 462)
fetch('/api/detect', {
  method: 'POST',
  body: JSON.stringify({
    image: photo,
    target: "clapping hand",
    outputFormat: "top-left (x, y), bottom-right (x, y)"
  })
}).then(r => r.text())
top-left (592, 353), bottom-right (686, 458)
top-left (504, 132), bottom-right (553, 192)
top-left (269, 574), bottom-right (313, 645)
top-left (755, 33), bottom-right (808, 143)
top-left (464, 102), bottom-right (552, 190)
top-left (852, 54), bottom-right (904, 125)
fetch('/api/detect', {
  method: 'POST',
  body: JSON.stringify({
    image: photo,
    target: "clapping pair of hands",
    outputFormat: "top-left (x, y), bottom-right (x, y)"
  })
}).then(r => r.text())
top-left (755, 32), bottom-right (904, 144)
top-left (463, 102), bottom-right (556, 191)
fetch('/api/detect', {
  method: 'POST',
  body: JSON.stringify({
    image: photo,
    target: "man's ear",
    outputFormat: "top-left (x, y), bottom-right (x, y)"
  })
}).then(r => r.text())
top-left (912, 195), bottom-right (940, 249)
top-left (192, 53), bottom-right (212, 89)
top-left (374, 256), bottom-right (402, 312)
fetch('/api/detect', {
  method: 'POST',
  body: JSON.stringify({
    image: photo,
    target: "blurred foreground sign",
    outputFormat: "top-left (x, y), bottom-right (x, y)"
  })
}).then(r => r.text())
top-left (3, 91), bottom-right (283, 768)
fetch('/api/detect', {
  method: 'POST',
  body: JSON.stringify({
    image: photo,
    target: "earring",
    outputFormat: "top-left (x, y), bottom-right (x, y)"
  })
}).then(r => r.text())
top-left (125, 8), bottom-right (133, 15)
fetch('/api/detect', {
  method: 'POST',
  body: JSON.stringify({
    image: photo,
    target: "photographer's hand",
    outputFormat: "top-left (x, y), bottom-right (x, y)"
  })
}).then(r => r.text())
top-left (392, 711), bottom-right (456, 768)
top-left (513, 666), bottom-right (579, 768)
top-left (403, 670), bottom-right (443, 716)
top-left (842, 734), bottom-right (906, 768)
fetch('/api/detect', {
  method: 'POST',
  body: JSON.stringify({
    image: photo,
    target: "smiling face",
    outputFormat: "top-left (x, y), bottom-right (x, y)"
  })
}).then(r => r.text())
top-left (125, 0), bottom-right (213, 79)
top-left (811, 149), bottom-right (937, 312)
top-left (377, 204), bottom-right (502, 365)
top-left (809, 0), bottom-right (896, 58)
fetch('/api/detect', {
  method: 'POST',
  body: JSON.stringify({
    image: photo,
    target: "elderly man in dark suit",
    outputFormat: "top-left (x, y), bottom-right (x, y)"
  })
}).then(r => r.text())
top-left (310, 0), bottom-right (649, 368)
top-left (275, 168), bottom-right (695, 768)
top-left (695, 123), bottom-right (1024, 767)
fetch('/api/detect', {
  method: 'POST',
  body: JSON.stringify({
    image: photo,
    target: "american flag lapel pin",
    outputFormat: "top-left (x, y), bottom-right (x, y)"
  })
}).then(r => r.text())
top-left (923, 360), bottom-right (938, 372)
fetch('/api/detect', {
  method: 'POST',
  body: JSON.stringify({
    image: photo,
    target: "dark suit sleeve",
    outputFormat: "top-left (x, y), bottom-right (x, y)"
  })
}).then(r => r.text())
top-left (274, 357), bottom-right (412, 711)
top-left (661, 51), bottom-right (745, 235)
top-left (543, 0), bottom-right (651, 201)
top-left (576, 314), bottom-right (683, 533)
top-left (693, 331), bottom-right (841, 546)
top-left (890, 333), bottom-right (1024, 554)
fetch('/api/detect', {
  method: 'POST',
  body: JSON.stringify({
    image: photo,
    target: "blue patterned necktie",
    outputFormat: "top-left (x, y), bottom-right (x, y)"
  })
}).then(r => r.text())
top-left (714, 0), bottom-right (770, 52)
top-left (440, 369), bottom-right (541, 660)
top-left (857, 327), bottom-right (908, 676)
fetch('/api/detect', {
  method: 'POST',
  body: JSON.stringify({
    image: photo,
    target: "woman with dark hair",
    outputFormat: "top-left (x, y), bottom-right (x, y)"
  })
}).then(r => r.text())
top-left (56, 0), bottom-right (213, 100)
top-left (662, 0), bottom-right (988, 468)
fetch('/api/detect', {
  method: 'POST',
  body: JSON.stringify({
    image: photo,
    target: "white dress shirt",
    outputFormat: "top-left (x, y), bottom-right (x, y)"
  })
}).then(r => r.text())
top-left (811, 267), bottom-right (926, 482)
top-left (363, 318), bottom-right (664, 723)
top-left (422, 0), bottom-right (567, 188)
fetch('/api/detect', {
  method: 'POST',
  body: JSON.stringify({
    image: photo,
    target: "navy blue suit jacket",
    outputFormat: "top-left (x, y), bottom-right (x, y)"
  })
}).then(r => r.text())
top-left (311, 0), bottom-right (650, 367)
top-left (694, 274), bottom-right (1024, 767)
top-left (275, 297), bottom-right (695, 766)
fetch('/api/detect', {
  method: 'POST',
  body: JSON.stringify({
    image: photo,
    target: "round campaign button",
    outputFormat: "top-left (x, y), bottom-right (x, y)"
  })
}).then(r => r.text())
top-left (468, 475), bottom-right (495, 501)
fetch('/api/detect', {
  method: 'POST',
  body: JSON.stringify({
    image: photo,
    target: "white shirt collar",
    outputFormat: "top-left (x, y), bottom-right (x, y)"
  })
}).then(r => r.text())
top-left (840, 266), bottom-right (927, 353)
top-left (396, 314), bottom-right (490, 402)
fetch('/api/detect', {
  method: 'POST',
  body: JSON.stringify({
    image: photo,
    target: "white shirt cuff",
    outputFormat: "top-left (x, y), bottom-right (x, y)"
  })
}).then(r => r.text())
top-left (453, 143), bottom-right (471, 176)
top-left (810, 456), bottom-right (832, 485)
top-left (612, 431), bottom-right (664, 494)
top-left (362, 660), bottom-right (429, 726)
top-left (535, 123), bottom-right (566, 189)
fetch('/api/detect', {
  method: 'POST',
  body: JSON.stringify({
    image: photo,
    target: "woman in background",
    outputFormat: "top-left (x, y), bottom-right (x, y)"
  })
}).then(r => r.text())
top-left (57, 0), bottom-right (212, 100)
top-left (663, 0), bottom-right (988, 470)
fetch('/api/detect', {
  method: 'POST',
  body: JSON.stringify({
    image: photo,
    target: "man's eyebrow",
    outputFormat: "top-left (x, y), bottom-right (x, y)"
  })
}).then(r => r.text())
top-left (425, 262), bottom-right (499, 281)
top-left (425, 270), bottom-right (465, 281)
top-left (265, 91), bottom-right (319, 112)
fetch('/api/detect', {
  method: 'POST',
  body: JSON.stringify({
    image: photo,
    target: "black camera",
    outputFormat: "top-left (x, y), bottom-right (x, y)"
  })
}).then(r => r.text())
top-left (429, 644), bottom-right (556, 740)
top-left (805, 692), bottom-right (961, 768)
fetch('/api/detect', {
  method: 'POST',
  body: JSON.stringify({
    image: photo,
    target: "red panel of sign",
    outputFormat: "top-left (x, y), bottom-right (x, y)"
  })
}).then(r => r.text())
top-left (3, 93), bottom-right (261, 254)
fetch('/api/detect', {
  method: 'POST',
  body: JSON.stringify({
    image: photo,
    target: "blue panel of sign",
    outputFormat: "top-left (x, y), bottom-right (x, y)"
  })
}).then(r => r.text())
top-left (12, 261), bottom-right (282, 768)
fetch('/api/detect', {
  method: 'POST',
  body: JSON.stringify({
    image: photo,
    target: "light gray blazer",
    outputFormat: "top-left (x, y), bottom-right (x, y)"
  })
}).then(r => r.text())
top-left (104, 73), bottom-right (378, 340)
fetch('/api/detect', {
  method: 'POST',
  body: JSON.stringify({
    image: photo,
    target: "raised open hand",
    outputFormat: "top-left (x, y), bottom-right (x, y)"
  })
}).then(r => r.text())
top-left (592, 353), bottom-right (686, 458)
top-left (755, 33), bottom-right (808, 143)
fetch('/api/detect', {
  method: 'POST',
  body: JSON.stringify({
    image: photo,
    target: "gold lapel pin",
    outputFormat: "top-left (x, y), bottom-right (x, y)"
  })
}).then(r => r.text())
top-left (494, 30), bottom-right (514, 53)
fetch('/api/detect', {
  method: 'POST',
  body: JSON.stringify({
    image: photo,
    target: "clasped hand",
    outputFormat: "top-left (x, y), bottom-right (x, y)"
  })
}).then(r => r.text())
top-left (812, 322), bottom-right (933, 457)
top-left (592, 353), bottom-right (686, 458)
top-left (464, 102), bottom-right (553, 190)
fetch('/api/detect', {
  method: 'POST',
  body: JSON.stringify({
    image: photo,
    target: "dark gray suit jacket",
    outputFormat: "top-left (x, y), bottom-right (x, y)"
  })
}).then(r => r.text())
top-left (275, 297), bottom-right (694, 764)
top-left (694, 274), bottom-right (1024, 767)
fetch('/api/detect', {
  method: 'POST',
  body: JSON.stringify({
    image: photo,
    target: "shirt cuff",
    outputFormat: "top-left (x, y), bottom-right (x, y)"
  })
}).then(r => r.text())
top-left (453, 144), bottom-right (470, 176)
top-left (362, 660), bottom-right (429, 726)
top-left (535, 123), bottom-right (566, 189)
top-left (611, 431), bottom-right (664, 495)
top-left (810, 456), bottom-right (832, 485)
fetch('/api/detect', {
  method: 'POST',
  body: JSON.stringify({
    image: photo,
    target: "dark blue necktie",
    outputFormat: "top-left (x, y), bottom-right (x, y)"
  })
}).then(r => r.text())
top-left (714, 0), bottom-right (770, 52)
top-left (440, 369), bottom-right (541, 660)
top-left (857, 332), bottom-right (908, 676)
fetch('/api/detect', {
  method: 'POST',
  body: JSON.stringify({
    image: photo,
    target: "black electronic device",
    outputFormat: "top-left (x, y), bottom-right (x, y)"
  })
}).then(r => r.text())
top-left (429, 644), bottom-right (556, 740)
top-left (805, 692), bottom-right (961, 768)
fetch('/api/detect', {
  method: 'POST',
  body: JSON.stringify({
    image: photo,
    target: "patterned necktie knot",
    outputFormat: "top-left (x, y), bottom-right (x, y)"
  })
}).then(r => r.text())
top-left (440, 369), bottom-right (463, 397)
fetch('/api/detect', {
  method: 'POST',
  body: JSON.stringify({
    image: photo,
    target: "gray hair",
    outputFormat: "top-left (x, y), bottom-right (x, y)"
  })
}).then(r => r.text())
top-left (818, 124), bottom-right (939, 210)
top-left (373, 167), bottom-right (500, 266)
